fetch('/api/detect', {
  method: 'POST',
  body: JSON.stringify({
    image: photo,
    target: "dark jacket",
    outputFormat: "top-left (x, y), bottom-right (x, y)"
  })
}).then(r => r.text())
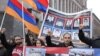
top-left (25, 34), bottom-right (33, 46)
top-left (78, 29), bottom-right (100, 48)
top-left (46, 35), bottom-right (73, 47)
top-left (0, 33), bottom-right (30, 56)
top-left (25, 33), bottom-right (45, 46)
top-left (0, 33), bottom-right (16, 56)
top-left (0, 47), bottom-right (7, 56)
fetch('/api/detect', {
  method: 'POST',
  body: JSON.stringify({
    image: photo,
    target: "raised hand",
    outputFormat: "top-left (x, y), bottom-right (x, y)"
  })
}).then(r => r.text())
top-left (0, 28), bottom-right (6, 33)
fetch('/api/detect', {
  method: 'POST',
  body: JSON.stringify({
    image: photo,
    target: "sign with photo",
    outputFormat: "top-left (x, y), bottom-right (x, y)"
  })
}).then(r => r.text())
top-left (39, 8), bottom-right (92, 46)
top-left (65, 19), bottom-right (73, 30)
top-left (69, 49), bottom-right (94, 56)
top-left (45, 14), bottom-right (55, 26)
top-left (42, 26), bottom-right (52, 35)
top-left (25, 47), bottom-right (46, 56)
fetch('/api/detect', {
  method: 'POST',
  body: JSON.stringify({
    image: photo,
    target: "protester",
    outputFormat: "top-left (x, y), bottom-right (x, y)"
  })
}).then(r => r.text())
top-left (25, 28), bottom-right (45, 47)
top-left (46, 31), bottom-right (73, 47)
top-left (78, 24), bottom-right (100, 48)
top-left (34, 39), bottom-right (45, 47)
top-left (26, 33), bottom-right (45, 47)
top-left (0, 28), bottom-right (23, 56)
top-left (0, 40), bottom-right (7, 56)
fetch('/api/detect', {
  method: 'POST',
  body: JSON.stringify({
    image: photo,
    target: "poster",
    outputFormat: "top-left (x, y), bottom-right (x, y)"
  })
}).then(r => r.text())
top-left (45, 15), bottom-right (55, 26)
top-left (25, 47), bottom-right (46, 56)
top-left (42, 26), bottom-right (52, 35)
top-left (39, 8), bottom-right (92, 47)
top-left (65, 19), bottom-right (73, 30)
top-left (53, 28), bottom-right (62, 38)
top-left (69, 49), bottom-right (94, 56)
top-left (73, 18), bottom-right (80, 29)
top-left (83, 17), bottom-right (90, 28)
top-left (54, 18), bottom-right (64, 29)
top-left (72, 31), bottom-right (79, 40)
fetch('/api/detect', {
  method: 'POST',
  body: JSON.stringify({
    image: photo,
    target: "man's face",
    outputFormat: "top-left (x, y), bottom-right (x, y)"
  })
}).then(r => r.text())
top-left (15, 36), bottom-right (23, 45)
top-left (63, 34), bottom-right (71, 42)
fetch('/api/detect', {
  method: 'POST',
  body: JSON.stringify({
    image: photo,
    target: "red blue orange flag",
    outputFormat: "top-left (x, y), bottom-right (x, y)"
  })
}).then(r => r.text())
top-left (38, 0), bottom-right (48, 8)
top-left (24, 0), bottom-right (48, 12)
top-left (5, 0), bottom-right (40, 34)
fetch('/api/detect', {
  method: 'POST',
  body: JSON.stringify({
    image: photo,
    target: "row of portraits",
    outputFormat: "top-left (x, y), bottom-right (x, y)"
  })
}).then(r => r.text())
top-left (44, 14), bottom-right (90, 30)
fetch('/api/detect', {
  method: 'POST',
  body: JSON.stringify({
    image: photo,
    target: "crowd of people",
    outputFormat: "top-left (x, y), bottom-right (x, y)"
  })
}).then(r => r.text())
top-left (0, 24), bottom-right (100, 56)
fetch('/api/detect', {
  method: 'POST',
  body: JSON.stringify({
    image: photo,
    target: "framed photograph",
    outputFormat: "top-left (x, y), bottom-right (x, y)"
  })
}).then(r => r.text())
top-left (54, 18), bottom-right (64, 29)
top-left (83, 17), bottom-right (90, 28)
top-left (42, 26), bottom-right (52, 35)
top-left (73, 19), bottom-right (80, 29)
top-left (53, 28), bottom-right (62, 38)
top-left (65, 19), bottom-right (73, 30)
top-left (45, 14), bottom-right (55, 26)
top-left (72, 31), bottom-right (79, 40)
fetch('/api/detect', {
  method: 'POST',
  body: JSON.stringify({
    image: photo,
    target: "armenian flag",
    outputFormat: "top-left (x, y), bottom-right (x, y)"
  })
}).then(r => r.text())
top-left (24, 0), bottom-right (48, 12)
top-left (5, 0), bottom-right (40, 34)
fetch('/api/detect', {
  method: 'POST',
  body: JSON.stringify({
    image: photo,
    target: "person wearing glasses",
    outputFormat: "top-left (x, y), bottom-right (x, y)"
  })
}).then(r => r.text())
top-left (45, 31), bottom-right (73, 48)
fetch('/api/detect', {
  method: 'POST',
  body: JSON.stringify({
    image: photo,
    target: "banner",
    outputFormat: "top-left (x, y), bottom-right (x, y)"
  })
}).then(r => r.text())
top-left (25, 47), bottom-right (46, 56)
top-left (24, 47), bottom-right (100, 56)
top-left (24, 47), bottom-right (69, 56)
top-left (39, 7), bottom-right (92, 48)
top-left (69, 49), bottom-right (94, 56)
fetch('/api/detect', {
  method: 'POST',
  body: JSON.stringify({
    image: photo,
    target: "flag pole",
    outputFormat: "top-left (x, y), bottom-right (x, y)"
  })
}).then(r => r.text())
top-left (38, 0), bottom-right (49, 38)
top-left (22, 1), bottom-right (25, 56)
top-left (38, 7), bottom-right (49, 38)
top-left (0, 12), bottom-right (6, 29)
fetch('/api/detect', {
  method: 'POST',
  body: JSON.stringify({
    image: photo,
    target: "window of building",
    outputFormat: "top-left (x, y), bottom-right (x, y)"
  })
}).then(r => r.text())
top-left (54, 0), bottom-right (57, 9)
top-left (62, 0), bottom-right (65, 12)
top-left (69, 0), bottom-right (72, 13)
top-left (66, 0), bottom-right (69, 13)
top-left (49, 0), bottom-right (52, 7)
top-left (57, 0), bottom-right (59, 10)
top-left (72, 2), bottom-right (74, 13)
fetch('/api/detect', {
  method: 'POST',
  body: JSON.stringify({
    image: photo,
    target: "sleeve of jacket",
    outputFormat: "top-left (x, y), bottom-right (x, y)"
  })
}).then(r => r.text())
top-left (45, 35), bottom-right (57, 47)
top-left (25, 34), bottom-right (32, 46)
top-left (0, 33), bottom-right (11, 48)
top-left (78, 29), bottom-right (93, 46)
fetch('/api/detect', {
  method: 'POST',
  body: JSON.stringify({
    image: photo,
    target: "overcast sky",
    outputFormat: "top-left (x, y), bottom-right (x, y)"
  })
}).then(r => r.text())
top-left (87, 0), bottom-right (100, 19)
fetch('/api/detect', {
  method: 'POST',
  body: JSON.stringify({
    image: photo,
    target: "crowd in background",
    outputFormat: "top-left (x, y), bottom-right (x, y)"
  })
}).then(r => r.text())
top-left (0, 24), bottom-right (100, 56)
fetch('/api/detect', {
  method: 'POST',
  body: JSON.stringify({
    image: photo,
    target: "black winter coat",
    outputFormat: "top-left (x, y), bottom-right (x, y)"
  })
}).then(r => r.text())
top-left (46, 35), bottom-right (73, 47)
top-left (0, 33), bottom-right (16, 56)
top-left (78, 29), bottom-right (100, 48)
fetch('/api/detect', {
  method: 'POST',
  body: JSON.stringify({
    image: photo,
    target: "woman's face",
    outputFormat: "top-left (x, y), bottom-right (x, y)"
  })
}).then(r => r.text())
top-left (36, 40), bottom-right (42, 47)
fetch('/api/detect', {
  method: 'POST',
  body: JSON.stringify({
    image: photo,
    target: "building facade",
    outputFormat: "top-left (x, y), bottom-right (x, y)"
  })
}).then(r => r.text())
top-left (49, 0), bottom-right (87, 13)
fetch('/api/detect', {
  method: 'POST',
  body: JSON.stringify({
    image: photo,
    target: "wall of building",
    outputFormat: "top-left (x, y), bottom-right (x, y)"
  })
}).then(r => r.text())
top-left (0, 12), bottom-right (14, 39)
top-left (92, 14), bottom-right (100, 39)
top-left (49, 0), bottom-right (87, 13)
